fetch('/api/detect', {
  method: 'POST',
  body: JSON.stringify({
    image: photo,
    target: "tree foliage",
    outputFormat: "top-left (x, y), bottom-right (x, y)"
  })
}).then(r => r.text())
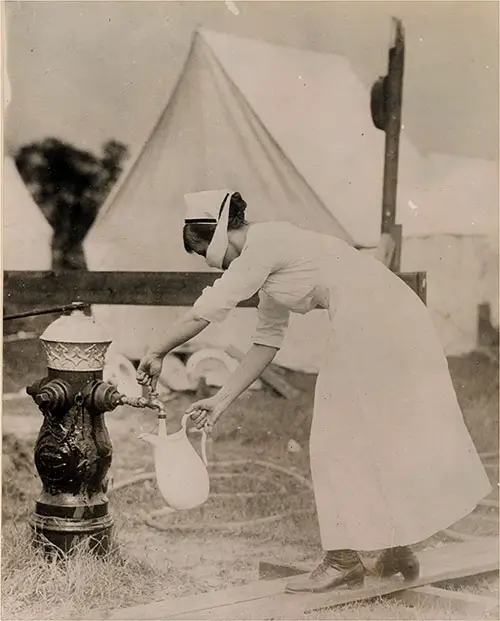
top-left (15, 138), bottom-right (129, 270)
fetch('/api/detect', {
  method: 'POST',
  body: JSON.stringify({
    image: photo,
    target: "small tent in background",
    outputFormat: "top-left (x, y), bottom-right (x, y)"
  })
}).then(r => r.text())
top-left (401, 154), bottom-right (498, 356)
top-left (1, 20), bottom-right (52, 272)
top-left (2, 156), bottom-right (53, 271)
top-left (84, 29), bottom-right (422, 372)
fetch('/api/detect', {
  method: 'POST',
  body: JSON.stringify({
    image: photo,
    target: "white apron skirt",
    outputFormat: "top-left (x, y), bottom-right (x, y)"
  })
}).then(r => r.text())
top-left (309, 273), bottom-right (492, 552)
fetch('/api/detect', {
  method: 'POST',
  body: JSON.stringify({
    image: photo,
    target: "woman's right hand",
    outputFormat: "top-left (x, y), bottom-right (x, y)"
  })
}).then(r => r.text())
top-left (136, 351), bottom-right (165, 391)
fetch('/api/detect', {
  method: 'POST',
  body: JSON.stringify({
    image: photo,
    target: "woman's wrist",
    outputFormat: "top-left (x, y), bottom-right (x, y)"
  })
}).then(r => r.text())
top-left (216, 389), bottom-right (234, 411)
top-left (148, 347), bottom-right (168, 359)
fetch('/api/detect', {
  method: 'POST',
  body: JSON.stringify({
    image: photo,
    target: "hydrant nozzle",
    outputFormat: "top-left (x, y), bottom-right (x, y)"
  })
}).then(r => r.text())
top-left (27, 378), bottom-right (72, 413)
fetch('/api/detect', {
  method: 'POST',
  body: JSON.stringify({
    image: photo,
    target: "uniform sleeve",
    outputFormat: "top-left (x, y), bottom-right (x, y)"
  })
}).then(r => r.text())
top-left (192, 230), bottom-right (284, 323)
top-left (252, 290), bottom-right (290, 349)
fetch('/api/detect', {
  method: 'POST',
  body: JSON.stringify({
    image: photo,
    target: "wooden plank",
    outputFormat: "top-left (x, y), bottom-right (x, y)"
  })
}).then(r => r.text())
top-left (3, 270), bottom-right (259, 308)
top-left (171, 540), bottom-right (499, 621)
top-left (83, 576), bottom-right (294, 621)
top-left (261, 555), bottom-right (478, 584)
top-left (392, 584), bottom-right (499, 617)
top-left (226, 345), bottom-right (301, 400)
top-left (85, 537), bottom-right (499, 620)
top-left (259, 561), bottom-right (308, 581)
top-left (4, 270), bottom-right (428, 308)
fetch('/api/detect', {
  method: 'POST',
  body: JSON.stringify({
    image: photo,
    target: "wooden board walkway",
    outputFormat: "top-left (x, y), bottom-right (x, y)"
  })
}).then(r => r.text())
top-left (86, 536), bottom-right (499, 620)
top-left (393, 584), bottom-right (499, 617)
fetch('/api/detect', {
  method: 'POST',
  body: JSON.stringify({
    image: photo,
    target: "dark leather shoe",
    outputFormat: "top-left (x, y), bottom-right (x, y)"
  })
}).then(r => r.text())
top-left (374, 546), bottom-right (420, 581)
top-left (285, 558), bottom-right (365, 594)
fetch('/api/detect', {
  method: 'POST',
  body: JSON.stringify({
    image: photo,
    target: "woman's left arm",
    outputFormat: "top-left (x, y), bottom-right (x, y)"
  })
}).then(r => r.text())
top-left (187, 344), bottom-right (278, 428)
top-left (218, 344), bottom-right (278, 409)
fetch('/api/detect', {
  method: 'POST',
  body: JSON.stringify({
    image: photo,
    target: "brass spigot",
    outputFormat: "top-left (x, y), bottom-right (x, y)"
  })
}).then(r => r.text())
top-left (120, 392), bottom-right (164, 412)
top-left (82, 381), bottom-right (165, 414)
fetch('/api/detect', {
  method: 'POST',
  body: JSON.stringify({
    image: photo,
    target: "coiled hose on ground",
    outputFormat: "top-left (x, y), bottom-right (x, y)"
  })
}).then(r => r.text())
top-left (109, 458), bottom-right (315, 532)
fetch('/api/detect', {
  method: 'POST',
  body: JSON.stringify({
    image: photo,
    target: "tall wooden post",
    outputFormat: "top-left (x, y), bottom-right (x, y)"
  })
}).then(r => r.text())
top-left (371, 17), bottom-right (405, 273)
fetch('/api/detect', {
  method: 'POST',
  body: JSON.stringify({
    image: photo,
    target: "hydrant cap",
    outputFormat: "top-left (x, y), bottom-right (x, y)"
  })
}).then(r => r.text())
top-left (40, 310), bottom-right (112, 372)
top-left (41, 310), bottom-right (111, 344)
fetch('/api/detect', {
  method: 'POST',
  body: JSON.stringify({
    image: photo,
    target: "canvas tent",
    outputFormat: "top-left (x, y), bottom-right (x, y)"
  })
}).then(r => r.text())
top-left (84, 29), bottom-right (424, 372)
top-left (84, 29), bottom-right (496, 369)
top-left (2, 156), bottom-right (53, 271)
top-left (401, 154), bottom-right (498, 356)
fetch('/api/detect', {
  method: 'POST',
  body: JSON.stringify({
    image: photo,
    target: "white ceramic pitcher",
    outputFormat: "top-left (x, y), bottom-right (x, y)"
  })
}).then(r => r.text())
top-left (140, 413), bottom-right (209, 511)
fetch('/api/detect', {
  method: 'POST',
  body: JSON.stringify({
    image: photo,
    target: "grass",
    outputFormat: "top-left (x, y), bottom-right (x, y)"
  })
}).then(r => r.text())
top-left (1, 430), bottom-right (199, 620)
top-left (306, 597), bottom-right (500, 620)
top-left (2, 342), bottom-right (498, 619)
top-left (1, 524), bottom-right (188, 621)
top-left (448, 352), bottom-right (499, 454)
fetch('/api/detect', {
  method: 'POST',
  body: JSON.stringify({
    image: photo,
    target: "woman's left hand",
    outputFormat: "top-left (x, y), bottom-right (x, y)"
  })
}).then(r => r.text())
top-left (186, 396), bottom-right (226, 432)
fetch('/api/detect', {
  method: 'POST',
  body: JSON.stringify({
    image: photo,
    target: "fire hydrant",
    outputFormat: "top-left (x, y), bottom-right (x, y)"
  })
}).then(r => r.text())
top-left (26, 306), bottom-right (155, 556)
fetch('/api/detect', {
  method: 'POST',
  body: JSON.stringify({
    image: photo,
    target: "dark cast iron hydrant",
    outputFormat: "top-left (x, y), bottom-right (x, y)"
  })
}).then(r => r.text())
top-left (26, 307), bottom-right (155, 556)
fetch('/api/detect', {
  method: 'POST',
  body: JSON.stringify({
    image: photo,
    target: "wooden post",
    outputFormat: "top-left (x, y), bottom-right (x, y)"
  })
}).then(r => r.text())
top-left (372, 17), bottom-right (406, 273)
top-left (383, 18), bottom-right (405, 271)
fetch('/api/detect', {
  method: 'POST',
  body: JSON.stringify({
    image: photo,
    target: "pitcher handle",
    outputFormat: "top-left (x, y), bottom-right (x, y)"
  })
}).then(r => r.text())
top-left (181, 413), bottom-right (208, 467)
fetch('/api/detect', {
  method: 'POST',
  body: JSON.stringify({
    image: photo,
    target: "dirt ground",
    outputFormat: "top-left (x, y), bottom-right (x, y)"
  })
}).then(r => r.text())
top-left (2, 338), bottom-right (499, 618)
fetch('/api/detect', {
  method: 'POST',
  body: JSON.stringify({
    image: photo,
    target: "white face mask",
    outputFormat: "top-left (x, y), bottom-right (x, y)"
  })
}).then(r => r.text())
top-left (184, 190), bottom-right (234, 270)
top-left (206, 195), bottom-right (231, 269)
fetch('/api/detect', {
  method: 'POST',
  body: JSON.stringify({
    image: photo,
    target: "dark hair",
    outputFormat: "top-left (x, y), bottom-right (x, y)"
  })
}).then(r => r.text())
top-left (183, 192), bottom-right (247, 256)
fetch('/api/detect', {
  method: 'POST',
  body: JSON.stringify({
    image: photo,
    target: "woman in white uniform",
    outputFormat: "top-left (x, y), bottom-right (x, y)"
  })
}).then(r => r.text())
top-left (137, 190), bottom-right (491, 594)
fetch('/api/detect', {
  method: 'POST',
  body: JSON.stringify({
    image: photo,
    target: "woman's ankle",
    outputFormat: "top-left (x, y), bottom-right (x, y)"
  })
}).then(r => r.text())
top-left (325, 549), bottom-right (361, 569)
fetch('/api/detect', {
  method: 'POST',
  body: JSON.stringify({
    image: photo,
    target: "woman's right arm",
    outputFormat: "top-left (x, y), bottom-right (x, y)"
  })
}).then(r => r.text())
top-left (148, 309), bottom-right (209, 356)
top-left (136, 309), bottom-right (209, 389)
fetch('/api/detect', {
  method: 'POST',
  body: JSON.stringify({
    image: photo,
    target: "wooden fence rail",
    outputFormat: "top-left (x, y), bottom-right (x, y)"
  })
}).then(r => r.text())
top-left (3, 270), bottom-right (427, 309)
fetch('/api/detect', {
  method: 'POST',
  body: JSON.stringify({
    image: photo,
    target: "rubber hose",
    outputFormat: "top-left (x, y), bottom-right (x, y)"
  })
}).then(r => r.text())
top-left (145, 508), bottom-right (312, 533)
top-left (109, 459), bottom-right (314, 532)
top-left (113, 455), bottom-right (495, 534)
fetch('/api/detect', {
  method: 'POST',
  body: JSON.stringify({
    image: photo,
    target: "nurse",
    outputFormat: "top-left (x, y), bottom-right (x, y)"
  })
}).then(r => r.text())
top-left (137, 189), bottom-right (491, 594)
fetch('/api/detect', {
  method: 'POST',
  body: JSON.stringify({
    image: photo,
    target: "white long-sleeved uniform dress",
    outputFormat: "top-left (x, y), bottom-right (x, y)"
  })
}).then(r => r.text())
top-left (192, 221), bottom-right (491, 551)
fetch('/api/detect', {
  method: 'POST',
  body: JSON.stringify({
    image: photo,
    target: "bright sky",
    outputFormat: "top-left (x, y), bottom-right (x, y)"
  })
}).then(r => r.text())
top-left (4, 0), bottom-right (499, 160)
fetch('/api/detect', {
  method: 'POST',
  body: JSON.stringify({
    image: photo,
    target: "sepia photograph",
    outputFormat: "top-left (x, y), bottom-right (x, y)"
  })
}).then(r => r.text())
top-left (2, 1), bottom-right (499, 619)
